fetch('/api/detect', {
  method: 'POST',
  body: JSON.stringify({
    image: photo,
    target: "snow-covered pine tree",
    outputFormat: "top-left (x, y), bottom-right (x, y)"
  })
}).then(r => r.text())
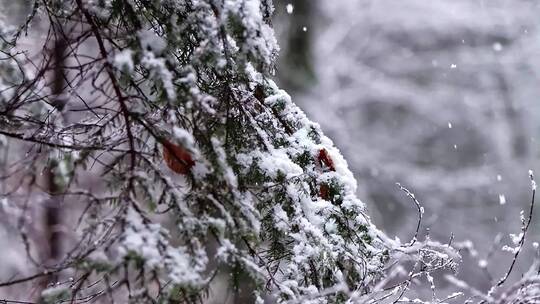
top-left (0, 1), bottom-right (458, 303)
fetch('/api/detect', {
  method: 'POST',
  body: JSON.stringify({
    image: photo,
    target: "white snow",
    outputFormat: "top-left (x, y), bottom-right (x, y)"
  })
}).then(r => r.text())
top-left (498, 194), bottom-right (506, 205)
top-left (141, 52), bottom-right (176, 100)
top-left (510, 232), bottom-right (523, 245)
top-left (113, 49), bottom-right (134, 73)
top-left (478, 259), bottom-right (488, 268)
top-left (118, 208), bottom-right (163, 268)
top-left (138, 29), bottom-right (167, 54)
top-left (502, 245), bottom-right (519, 254)
top-left (286, 4), bottom-right (294, 14)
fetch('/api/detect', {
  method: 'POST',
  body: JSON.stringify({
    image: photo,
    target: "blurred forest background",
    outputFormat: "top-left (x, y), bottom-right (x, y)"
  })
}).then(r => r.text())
top-left (2, 0), bottom-right (540, 300)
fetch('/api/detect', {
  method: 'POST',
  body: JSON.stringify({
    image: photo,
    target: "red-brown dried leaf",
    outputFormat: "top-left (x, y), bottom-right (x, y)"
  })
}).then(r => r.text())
top-left (317, 148), bottom-right (336, 171)
top-left (162, 139), bottom-right (195, 174)
top-left (319, 184), bottom-right (330, 200)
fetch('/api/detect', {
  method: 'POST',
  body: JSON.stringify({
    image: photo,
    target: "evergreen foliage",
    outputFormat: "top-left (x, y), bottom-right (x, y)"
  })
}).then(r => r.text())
top-left (0, 1), bottom-right (398, 302)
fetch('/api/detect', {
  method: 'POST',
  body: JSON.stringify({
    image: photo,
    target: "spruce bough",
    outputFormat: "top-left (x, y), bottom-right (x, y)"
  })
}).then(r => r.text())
top-left (0, 1), bottom-right (407, 303)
